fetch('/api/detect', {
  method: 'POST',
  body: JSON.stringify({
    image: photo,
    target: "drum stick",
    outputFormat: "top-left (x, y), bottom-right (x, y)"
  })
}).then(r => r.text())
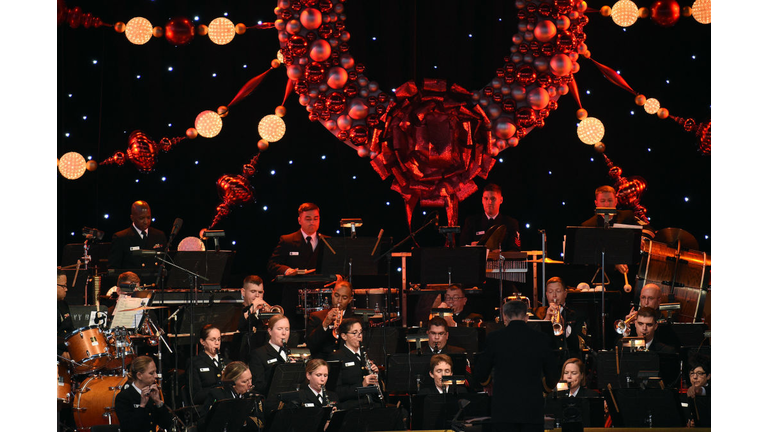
top-left (371, 229), bottom-right (384, 256)
top-left (623, 272), bottom-right (632, 293)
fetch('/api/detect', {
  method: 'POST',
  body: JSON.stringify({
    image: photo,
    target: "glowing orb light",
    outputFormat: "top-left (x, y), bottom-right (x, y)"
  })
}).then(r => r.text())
top-left (577, 117), bottom-right (605, 145)
top-left (644, 98), bottom-right (661, 114)
top-left (125, 17), bottom-right (154, 45)
top-left (691, 0), bottom-right (711, 24)
top-left (58, 152), bottom-right (87, 179)
top-left (258, 115), bottom-right (287, 142)
top-left (195, 110), bottom-right (223, 138)
top-left (208, 17), bottom-right (236, 45)
top-left (611, 0), bottom-right (639, 27)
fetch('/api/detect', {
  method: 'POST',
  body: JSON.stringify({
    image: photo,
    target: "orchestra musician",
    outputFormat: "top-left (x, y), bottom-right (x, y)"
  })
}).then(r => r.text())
top-left (620, 307), bottom-right (676, 354)
top-left (619, 284), bottom-right (679, 348)
top-left (418, 354), bottom-right (468, 395)
top-left (267, 202), bottom-right (338, 328)
top-left (57, 268), bottom-right (74, 359)
top-left (535, 277), bottom-right (588, 359)
top-left (249, 314), bottom-right (295, 413)
top-left (411, 316), bottom-right (465, 355)
top-left (328, 318), bottom-right (381, 410)
top-left (434, 285), bottom-right (483, 327)
top-left (299, 359), bottom-right (340, 408)
top-left (188, 324), bottom-right (229, 405)
top-left (555, 358), bottom-right (598, 398)
top-left (115, 355), bottom-right (173, 432)
top-left (198, 361), bottom-right (263, 432)
top-left (306, 281), bottom-right (356, 360)
top-left (459, 183), bottom-right (521, 252)
top-left (237, 275), bottom-right (270, 361)
top-left (474, 300), bottom-right (560, 432)
top-left (108, 200), bottom-right (167, 270)
top-left (686, 356), bottom-right (711, 427)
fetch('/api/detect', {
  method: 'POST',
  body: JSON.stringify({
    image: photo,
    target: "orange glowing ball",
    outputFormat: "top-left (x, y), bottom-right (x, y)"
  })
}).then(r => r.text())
top-left (611, 0), bottom-right (639, 27)
top-left (58, 152), bottom-right (87, 179)
top-left (634, 94), bottom-right (647, 106)
top-left (691, 0), bottom-right (711, 24)
top-left (208, 17), bottom-right (236, 45)
top-left (577, 117), bottom-right (605, 145)
top-left (195, 110), bottom-right (223, 138)
top-left (643, 98), bottom-right (661, 114)
top-left (258, 114), bottom-right (287, 142)
top-left (125, 17), bottom-right (153, 45)
top-left (576, 108), bottom-right (588, 120)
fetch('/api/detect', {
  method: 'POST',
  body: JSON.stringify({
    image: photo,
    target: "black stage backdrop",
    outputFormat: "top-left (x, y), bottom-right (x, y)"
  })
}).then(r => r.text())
top-left (58, 1), bottom-right (711, 290)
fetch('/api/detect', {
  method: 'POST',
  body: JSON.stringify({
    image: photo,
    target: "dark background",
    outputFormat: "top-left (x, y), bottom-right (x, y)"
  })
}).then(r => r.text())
top-left (58, 1), bottom-right (711, 296)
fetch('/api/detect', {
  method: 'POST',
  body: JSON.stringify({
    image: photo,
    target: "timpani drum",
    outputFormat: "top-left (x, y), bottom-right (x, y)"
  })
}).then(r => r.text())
top-left (65, 326), bottom-right (111, 374)
top-left (73, 375), bottom-right (128, 431)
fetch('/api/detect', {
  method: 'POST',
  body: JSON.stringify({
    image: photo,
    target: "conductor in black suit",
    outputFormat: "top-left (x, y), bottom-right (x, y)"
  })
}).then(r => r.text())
top-left (474, 300), bottom-right (560, 432)
top-left (108, 200), bottom-right (167, 270)
top-left (459, 183), bottom-right (520, 252)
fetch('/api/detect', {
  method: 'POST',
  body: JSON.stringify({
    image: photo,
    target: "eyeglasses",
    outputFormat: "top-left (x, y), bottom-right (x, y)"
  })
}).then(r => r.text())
top-left (345, 331), bottom-right (363, 337)
top-left (444, 296), bottom-right (465, 301)
top-left (689, 371), bottom-right (707, 376)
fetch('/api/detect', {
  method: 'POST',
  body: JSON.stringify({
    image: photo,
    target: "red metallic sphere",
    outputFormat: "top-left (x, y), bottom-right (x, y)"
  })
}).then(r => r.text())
top-left (165, 17), bottom-right (195, 45)
top-left (650, 0), bottom-right (681, 27)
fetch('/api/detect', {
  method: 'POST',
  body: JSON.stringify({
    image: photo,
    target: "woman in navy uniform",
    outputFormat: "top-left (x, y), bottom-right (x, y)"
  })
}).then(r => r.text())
top-left (328, 318), bottom-right (380, 409)
top-left (188, 324), bottom-right (229, 405)
top-left (115, 356), bottom-right (173, 431)
top-left (249, 314), bottom-right (295, 413)
top-left (299, 358), bottom-right (340, 407)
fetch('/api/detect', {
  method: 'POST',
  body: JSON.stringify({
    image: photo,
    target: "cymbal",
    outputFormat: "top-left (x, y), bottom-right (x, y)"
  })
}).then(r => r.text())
top-left (526, 258), bottom-right (564, 264)
top-left (122, 305), bottom-right (169, 312)
top-left (654, 228), bottom-right (699, 250)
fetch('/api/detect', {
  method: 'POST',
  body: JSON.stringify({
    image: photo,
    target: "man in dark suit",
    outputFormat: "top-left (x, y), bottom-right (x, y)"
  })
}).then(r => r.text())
top-left (411, 316), bottom-right (465, 355)
top-left (474, 300), bottom-right (560, 432)
top-left (306, 281), bottom-right (356, 359)
top-left (108, 200), bottom-right (167, 270)
top-left (540, 277), bottom-right (588, 360)
top-left (459, 183), bottom-right (520, 252)
top-left (634, 307), bottom-right (676, 354)
top-left (267, 202), bottom-right (335, 328)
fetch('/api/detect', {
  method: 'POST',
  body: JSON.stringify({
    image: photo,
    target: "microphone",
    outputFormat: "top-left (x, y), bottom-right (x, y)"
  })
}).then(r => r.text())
top-left (169, 218), bottom-right (183, 242)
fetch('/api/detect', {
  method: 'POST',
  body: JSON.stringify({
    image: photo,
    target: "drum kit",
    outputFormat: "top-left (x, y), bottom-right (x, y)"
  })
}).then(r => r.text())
top-left (58, 305), bottom-right (166, 432)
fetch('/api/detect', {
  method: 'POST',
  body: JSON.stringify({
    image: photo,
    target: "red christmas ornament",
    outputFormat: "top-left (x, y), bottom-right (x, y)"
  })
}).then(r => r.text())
top-left (650, 0), bottom-right (681, 27)
top-left (604, 155), bottom-right (649, 224)
top-left (126, 130), bottom-right (159, 173)
top-left (208, 155), bottom-right (261, 228)
top-left (165, 17), bottom-right (195, 46)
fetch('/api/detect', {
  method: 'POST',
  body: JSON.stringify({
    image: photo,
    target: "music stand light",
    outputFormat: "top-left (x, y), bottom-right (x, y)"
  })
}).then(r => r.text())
top-left (340, 218), bottom-right (363, 238)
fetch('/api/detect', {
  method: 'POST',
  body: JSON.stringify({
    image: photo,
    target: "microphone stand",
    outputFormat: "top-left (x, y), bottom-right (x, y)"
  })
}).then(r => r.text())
top-left (375, 214), bottom-right (438, 328)
top-left (154, 255), bottom-right (209, 410)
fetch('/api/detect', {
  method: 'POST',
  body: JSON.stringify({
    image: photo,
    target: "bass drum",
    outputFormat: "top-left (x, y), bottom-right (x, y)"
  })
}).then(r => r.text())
top-left (57, 360), bottom-right (71, 405)
top-left (73, 375), bottom-right (128, 431)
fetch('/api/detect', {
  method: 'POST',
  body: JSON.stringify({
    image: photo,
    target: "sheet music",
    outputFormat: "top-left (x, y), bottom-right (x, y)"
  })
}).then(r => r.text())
top-left (110, 295), bottom-right (149, 329)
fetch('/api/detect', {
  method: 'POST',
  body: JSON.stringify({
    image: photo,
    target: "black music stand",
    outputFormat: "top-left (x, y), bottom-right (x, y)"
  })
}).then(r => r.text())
top-left (268, 406), bottom-right (331, 432)
top-left (326, 360), bottom-right (342, 392)
top-left (544, 396), bottom-right (605, 428)
top-left (385, 354), bottom-right (433, 394)
top-left (166, 251), bottom-right (234, 288)
top-left (203, 396), bottom-right (259, 432)
top-left (411, 247), bottom-right (486, 286)
top-left (327, 406), bottom-right (405, 432)
top-left (267, 363), bottom-right (307, 400)
top-left (604, 387), bottom-right (685, 427)
top-left (596, 350), bottom-right (660, 390)
top-left (411, 393), bottom-right (490, 430)
top-left (565, 226), bottom-right (641, 349)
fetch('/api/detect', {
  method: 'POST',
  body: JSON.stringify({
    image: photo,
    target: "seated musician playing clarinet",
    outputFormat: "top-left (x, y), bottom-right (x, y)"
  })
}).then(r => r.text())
top-left (188, 324), bottom-right (229, 405)
top-left (306, 281), bottom-right (356, 360)
top-left (299, 359), bottom-right (340, 408)
top-left (328, 318), bottom-right (381, 410)
top-left (249, 314), bottom-right (296, 413)
top-left (198, 361), bottom-right (263, 432)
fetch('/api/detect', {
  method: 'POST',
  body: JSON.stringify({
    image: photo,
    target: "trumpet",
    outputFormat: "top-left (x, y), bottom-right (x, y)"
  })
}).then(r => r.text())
top-left (552, 303), bottom-right (564, 336)
top-left (614, 311), bottom-right (638, 334)
top-left (331, 303), bottom-right (343, 339)
top-left (255, 302), bottom-right (284, 315)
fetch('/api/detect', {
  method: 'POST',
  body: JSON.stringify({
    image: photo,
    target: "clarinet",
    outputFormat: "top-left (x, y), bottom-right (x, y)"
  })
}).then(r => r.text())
top-left (321, 384), bottom-right (333, 408)
top-left (362, 350), bottom-right (384, 402)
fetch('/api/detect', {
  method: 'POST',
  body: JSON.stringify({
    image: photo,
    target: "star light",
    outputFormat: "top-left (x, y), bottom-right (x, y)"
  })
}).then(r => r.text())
top-left (525, 223), bottom-right (530, 229)
top-left (104, 214), bottom-right (109, 219)
top-left (263, 206), bottom-right (268, 211)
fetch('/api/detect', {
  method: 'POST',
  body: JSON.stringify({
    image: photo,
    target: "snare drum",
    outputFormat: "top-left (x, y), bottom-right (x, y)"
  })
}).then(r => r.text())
top-left (65, 326), bottom-right (110, 374)
top-left (57, 360), bottom-right (71, 404)
top-left (104, 328), bottom-right (135, 370)
top-left (73, 375), bottom-right (128, 431)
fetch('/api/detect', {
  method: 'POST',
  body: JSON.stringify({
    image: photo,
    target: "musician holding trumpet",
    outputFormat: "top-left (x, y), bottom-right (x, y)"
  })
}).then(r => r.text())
top-left (537, 277), bottom-right (588, 360)
top-left (306, 281), bottom-right (356, 360)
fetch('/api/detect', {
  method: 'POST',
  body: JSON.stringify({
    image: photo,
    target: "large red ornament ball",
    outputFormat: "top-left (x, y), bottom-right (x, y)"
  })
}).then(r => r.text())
top-left (650, 0), bottom-right (681, 27)
top-left (165, 17), bottom-right (195, 45)
top-left (126, 130), bottom-right (159, 173)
